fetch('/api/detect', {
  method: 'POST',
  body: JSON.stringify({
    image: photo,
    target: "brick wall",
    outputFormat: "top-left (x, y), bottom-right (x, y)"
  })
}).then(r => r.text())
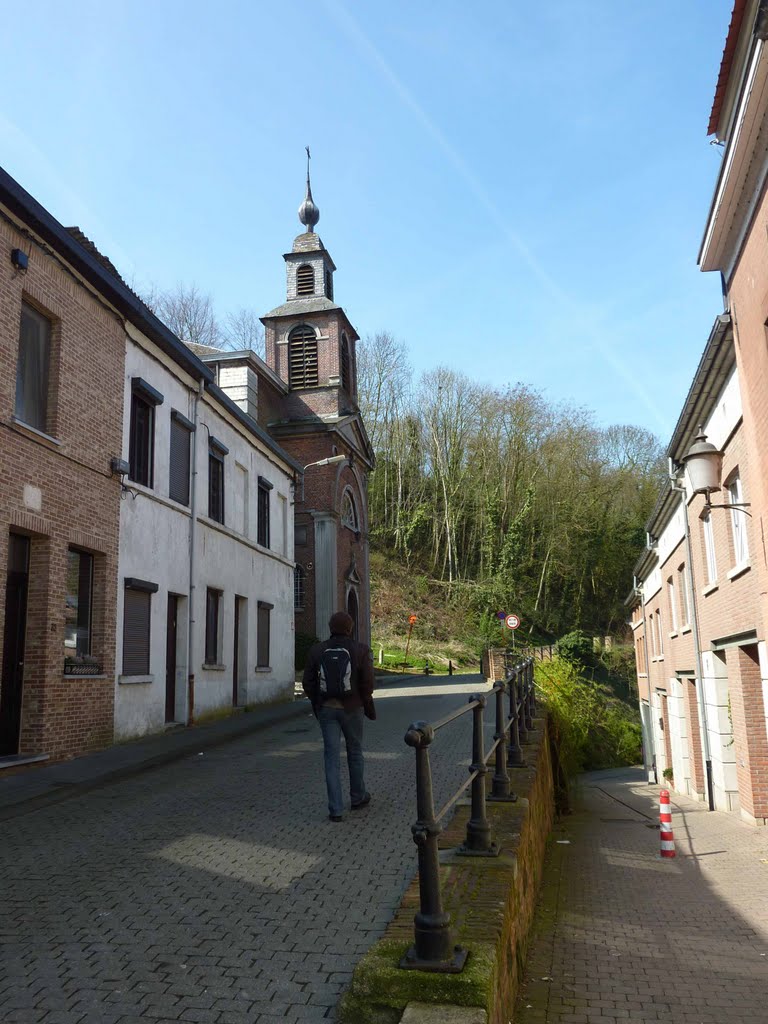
top-left (0, 213), bottom-right (124, 760)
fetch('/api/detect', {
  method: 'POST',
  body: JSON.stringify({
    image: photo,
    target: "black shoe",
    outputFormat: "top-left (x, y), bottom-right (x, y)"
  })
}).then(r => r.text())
top-left (351, 794), bottom-right (371, 810)
top-left (329, 814), bottom-right (343, 822)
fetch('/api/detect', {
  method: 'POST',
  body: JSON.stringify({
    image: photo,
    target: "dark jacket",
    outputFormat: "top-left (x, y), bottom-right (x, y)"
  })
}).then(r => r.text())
top-left (302, 633), bottom-right (375, 715)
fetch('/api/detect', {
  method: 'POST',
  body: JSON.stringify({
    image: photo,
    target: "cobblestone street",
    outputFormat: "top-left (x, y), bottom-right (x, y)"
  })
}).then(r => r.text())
top-left (516, 769), bottom-right (768, 1024)
top-left (0, 676), bottom-right (491, 1024)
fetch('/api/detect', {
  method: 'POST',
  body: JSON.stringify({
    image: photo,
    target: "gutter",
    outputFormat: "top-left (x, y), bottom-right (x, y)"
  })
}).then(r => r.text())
top-left (187, 378), bottom-right (205, 726)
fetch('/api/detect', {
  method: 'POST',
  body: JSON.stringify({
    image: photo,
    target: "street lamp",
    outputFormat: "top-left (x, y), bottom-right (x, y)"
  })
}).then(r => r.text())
top-left (297, 453), bottom-right (348, 503)
top-left (681, 427), bottom-right (751, 515)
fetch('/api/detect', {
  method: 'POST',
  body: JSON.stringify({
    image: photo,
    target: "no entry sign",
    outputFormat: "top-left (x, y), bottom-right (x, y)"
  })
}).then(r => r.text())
top-left (505, 614), bottom-right (521, 630)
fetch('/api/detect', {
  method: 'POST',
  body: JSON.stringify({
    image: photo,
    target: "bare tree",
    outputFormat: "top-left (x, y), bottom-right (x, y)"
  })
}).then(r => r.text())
top-left (144, 283), bottom-right (222, 349)
top-left (220, 308), bottom-right (265, 355)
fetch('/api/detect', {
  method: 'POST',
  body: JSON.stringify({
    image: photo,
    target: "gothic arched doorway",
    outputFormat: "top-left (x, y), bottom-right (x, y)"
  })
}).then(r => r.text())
top-left (347, 589), bottom-right (359, 641)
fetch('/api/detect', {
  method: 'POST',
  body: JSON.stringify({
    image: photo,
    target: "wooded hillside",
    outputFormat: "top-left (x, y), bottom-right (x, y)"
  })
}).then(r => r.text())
top-left (359, 332), bottom-right (664, 647)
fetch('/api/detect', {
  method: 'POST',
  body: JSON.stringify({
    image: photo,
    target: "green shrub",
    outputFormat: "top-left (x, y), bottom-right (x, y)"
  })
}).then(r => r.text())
top-left (554, 630), bottom-right (595, 668)
top-left (536, 656), bottom-right (642, 777)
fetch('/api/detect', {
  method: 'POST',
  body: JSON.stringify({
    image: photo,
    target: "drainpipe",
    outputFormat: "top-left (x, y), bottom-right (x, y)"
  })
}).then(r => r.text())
top-left (670, 463), bottom-right (715, 810)
top-left (187, 378), bottom-right (205, 726)
top-left (634, 575), bottom-right (657, 784)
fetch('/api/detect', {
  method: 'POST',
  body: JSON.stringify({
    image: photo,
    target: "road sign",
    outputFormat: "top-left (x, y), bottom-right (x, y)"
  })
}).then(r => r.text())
top-left (496, 611), bottom-right (507, 620)
top-left (505, 614), bottom-right (521, 630)
top-left (408, 614), bottom-right (418, 625)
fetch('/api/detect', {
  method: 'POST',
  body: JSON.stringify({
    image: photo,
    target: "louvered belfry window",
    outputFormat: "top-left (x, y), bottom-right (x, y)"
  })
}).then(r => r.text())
top-left (288, 326), bottom-right (319, 389)
top-left (296, 264), bottom-right (314, 296)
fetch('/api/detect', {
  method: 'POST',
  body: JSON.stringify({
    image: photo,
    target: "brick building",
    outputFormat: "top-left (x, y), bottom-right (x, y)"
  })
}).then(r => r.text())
top-left (0, 166), bottom-right (301, 762)
top-left (202, 171), bottom-right (375, 645)
top-left (630, 1), bottom-right (768, 824)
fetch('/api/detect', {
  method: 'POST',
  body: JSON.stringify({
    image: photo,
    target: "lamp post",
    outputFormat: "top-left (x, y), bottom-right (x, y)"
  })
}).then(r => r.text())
top-left (297, 454), bottom-right (348, 503)
top-left (673, 428), bottom-right (752, 812)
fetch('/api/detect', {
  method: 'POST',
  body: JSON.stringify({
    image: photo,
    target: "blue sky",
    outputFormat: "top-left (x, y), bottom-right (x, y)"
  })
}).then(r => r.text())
top-left (1, 1), bottom-right (730, 438)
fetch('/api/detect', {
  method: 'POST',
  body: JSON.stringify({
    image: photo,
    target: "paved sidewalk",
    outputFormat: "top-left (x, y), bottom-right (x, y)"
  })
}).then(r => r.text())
top-left (516, 768), bottom-right (768, 1023)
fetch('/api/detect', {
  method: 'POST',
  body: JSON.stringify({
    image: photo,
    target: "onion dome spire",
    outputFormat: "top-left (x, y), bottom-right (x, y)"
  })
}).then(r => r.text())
top-left (298, 145), bottom-right (320, 232)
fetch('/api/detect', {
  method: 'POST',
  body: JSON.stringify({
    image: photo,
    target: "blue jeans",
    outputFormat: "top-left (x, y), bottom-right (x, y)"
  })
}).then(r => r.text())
top-left (317, 705), bottom-right (366, 817)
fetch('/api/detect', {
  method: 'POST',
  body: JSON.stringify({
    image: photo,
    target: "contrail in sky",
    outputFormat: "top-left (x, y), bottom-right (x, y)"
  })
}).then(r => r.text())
top-left (322, 0), bottom-right (671, 434)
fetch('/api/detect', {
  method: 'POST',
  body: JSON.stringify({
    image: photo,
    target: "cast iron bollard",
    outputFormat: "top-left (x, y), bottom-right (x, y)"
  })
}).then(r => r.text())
top-left (400, 722), bottom-right (468, 973)
top-left (517, 669), bottom-right (529, 744)
top-left (523, 660), bottom-right (534, 732)
top-left (507, 665), bottom-right (525, 767)
top-left (489, 682), bottom-right (516, 801)
top-left (458, 695), bottom-right (500, 856)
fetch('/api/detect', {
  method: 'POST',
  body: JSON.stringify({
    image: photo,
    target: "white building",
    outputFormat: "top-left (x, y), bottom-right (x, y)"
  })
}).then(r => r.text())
top-left (115, 319), bottom-right (300, 741)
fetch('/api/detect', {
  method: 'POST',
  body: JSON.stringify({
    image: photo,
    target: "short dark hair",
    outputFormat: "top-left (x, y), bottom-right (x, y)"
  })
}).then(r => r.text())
top-left (329, 611), bottom-right (354, 636)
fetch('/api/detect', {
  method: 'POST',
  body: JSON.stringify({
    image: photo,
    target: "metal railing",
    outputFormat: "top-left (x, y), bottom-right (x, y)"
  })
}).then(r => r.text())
top-left (399, 658), bottom-right (536, 973)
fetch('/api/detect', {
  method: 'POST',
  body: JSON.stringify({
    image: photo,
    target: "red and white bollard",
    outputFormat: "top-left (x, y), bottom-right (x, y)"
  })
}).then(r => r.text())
top-left (659, 789), bottom-right (676, 858)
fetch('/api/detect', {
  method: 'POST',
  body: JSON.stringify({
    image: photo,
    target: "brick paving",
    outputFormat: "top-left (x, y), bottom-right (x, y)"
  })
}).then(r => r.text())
top-left (516, 768), bottom-right (768, 1023)
top-left (0, 676), bottom-right (492, 1024)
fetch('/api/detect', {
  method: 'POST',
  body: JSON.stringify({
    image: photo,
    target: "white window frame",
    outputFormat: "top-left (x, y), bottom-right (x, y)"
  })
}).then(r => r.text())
top-left (728, 475), bottom-right (749, 566)
top-left (667, 577), bottom-right (678, 632)
top-left (678, 564), bottom-right (690, 628)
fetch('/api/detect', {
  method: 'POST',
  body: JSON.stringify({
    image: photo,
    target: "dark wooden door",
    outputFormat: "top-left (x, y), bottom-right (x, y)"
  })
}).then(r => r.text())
top-left (0, 534), bottom-right (30, 755)
top-left (165, 594), bottom-right (178, 723)
top-left (233, 597), bottom-right (240, 706)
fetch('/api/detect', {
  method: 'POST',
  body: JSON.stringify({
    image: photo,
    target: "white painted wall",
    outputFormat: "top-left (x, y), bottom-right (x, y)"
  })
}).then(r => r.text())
top-left (115, 333), bottom-right (295, 741)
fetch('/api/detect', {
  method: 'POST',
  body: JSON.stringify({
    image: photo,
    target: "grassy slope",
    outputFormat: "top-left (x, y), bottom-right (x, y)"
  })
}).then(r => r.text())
top-left (369, 549), bottom-right (487, 673)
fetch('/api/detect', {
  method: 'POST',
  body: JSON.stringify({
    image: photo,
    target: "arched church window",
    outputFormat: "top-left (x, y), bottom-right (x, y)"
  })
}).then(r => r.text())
top-left (340, 489), bottom-right (358, 531)
top-left (341, 334), bottom-right (351, 394)
top-left (294, 565), bottom-right (305, 610)
top-left (297, 264), bottom-right (314, 296)
top-left (288, 325), bottom-right (319, 389)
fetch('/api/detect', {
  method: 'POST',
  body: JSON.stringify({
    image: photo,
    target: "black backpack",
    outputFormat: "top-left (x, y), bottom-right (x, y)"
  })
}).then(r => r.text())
top-left (318, 645), bottom-right (355, 700)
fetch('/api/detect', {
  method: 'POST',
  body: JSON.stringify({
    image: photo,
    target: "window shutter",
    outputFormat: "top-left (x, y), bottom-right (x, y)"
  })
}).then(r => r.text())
top-left (123, 588), bottom-right (151, 674)
top-left (257, 602), bottom-right (271, 667)
top-left (169, 418), bottom-right (191, 505)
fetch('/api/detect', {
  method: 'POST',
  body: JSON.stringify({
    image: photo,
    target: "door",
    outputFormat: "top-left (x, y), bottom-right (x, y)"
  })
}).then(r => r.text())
top-left (233, 597), bottom-right (240, 706)
top-left (165, 594), bottom-right (178, 723)
top-left (0, 534), bottom-right (30, 755)
top-left (347, 589), bottom-right (359, 642)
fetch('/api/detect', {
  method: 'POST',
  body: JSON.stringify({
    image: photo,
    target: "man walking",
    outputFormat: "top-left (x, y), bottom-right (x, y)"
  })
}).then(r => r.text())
top-left (302, 611), bottom-right (376, 822)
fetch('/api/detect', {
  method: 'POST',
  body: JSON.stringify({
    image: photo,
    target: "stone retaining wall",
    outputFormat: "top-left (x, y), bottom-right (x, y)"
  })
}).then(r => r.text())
top-left (339, 712), bottom-right (555, 1023)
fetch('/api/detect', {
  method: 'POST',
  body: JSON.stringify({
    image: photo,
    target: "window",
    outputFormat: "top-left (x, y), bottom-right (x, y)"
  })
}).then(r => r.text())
top-left (129, 379), bottom-right (164, 487)
top-left (667, 577), bottom-right (678, 632)
top-left (208, 437), bottom-right (228, 524)
top-left (235, 463), bottom-right (249, 536)
top-left (257, 601), bottom-right (272, 667)
top-left (656, 611), bottom-right (664, 656)
top-left (123, 579), bottom-right (157, 675)
top-left (258, 476), bottom-right (272, 548)
top-left (296, 264), bottom-right (314, 296)
top-left (65, 549), bottom-right (93, 659)
top-left (169, 410), bottom-right (193, 505)
top-left (341, 489), bottom-right (358, 531)
top-left (288, 325), bottom-right (318, 389)
top-left (341, 334), bottom-right (351, 393)
top-left (16, 302), bottom-right (51, 432)
top-left (295, 525), bottom-right (308, 546)
top-left (702, 511), bottom-right (717, 583)
top-left (648, 614), bottom-right (656, 658)
top-left (678, 564), bottom-right (690, 627)
top-left (205, 588), bottom-right (222, 665)
top-left (728, 475), bottom-right (749, 565)
top-left (294, 566), bottom-right (305, 610)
